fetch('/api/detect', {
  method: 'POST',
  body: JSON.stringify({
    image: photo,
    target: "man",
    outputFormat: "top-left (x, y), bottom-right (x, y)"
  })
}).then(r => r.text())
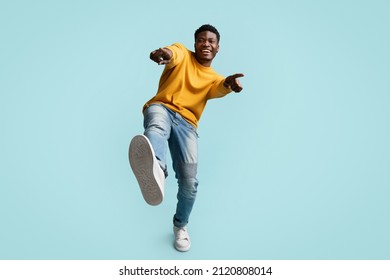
top-left (129, 24), bottom-right (244, 252)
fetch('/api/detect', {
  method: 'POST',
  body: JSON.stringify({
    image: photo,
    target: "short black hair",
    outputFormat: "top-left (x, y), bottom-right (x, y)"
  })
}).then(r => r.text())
top-left (194, 24), bottom-right (220, 42)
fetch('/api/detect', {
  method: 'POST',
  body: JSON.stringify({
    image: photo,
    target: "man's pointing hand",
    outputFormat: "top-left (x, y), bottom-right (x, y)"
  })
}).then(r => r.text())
top-left (224, 73), bottom-right (244, 92)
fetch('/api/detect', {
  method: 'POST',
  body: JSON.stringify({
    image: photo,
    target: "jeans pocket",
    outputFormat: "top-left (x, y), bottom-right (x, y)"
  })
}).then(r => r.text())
top-left (181, 118), bottom-right (199, 138)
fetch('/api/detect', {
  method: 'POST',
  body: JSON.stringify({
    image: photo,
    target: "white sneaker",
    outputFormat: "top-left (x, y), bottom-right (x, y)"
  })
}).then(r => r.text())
top-left (129, 135), bottom-right (165, 206)
top-left (174, 226), bottom-right (191, 252)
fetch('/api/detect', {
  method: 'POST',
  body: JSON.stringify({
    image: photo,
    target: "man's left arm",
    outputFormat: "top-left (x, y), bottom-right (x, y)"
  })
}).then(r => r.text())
top-left (208, 73), bottom-right (244, 99)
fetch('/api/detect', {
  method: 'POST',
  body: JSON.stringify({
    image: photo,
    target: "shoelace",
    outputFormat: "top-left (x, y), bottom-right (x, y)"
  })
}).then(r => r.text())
top-left (176, 228), bottom-right (189, 240)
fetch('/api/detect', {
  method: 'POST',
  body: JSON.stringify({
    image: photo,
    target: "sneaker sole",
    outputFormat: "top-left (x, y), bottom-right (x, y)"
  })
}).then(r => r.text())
top-left (175, 243), bottom-right (191, 252)
top-left (129, 135), bottom-right (163, 206)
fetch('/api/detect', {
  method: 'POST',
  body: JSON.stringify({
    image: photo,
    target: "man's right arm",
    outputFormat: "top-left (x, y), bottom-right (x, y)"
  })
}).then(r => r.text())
top-left (149, 43), bottom-right (187, 68)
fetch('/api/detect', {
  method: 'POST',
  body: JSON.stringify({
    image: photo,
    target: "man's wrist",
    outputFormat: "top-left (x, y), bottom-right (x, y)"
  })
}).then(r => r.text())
top-left (162, 47), bottom-right (173, 61)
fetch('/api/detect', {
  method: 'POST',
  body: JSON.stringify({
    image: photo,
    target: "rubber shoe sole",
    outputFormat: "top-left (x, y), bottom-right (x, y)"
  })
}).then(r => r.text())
top-left (129, 135), bottom-right (164, 206)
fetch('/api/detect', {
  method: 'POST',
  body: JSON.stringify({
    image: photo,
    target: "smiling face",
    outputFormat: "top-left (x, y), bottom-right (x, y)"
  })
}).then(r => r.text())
top-left (194, 31), bottom-right (219, 67)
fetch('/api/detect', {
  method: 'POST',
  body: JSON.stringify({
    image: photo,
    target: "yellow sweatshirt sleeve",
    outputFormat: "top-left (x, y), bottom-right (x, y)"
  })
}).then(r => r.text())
top-left (207, 77), bottom-right (232, 99)
top-left (165, 43), bottom-right (186, 69)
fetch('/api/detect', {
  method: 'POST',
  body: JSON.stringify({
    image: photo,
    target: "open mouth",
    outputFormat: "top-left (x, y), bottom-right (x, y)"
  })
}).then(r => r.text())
top-left (201, 49), bottom-right (212, 55)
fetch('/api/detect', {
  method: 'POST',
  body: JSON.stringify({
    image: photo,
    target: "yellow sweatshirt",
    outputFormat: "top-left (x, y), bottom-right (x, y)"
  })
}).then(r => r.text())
top-left (144, 43), bottom-right (232, 128)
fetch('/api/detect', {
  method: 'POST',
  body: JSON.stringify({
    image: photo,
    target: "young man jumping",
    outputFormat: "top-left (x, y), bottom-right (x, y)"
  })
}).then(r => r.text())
top-left (129, 24), bottom-right (244, 252)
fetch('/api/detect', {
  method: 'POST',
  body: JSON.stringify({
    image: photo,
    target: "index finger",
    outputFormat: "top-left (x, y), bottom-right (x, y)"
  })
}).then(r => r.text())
top-left (231, 73), bottom-right (245, 79)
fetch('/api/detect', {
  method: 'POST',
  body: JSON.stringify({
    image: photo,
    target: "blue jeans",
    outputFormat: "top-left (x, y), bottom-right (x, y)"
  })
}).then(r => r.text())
top-left (143, 104), bottom-right (199, 228)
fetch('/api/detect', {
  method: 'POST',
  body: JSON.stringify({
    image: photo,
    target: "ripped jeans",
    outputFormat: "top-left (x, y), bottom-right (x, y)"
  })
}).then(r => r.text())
top-left (143, 104), bottom-right (199, 228)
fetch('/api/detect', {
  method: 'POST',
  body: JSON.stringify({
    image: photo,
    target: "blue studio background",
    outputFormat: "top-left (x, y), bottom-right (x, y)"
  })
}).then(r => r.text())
top-left (1, 0), bottom-right (389, 260)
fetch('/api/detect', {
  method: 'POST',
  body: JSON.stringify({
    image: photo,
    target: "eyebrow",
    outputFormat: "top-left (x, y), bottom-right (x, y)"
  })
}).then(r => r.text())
top-left (197, 36), bottom-right (217, 41)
